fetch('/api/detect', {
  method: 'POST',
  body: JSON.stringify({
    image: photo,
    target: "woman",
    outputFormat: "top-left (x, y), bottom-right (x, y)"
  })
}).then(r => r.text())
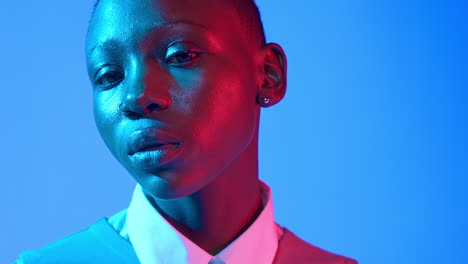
top-left (17, 0), bottom-right (357, 263)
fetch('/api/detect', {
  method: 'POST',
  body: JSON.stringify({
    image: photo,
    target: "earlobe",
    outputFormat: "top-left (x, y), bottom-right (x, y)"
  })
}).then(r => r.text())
top-left (258, 43), bottom-right (287, 107)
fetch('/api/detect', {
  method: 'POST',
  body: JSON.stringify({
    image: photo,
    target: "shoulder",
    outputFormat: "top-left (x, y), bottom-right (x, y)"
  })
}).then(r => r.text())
top-left (16, 216), bottom-right (138, 264)
top-left (274, 226), bottom-right (358, 264)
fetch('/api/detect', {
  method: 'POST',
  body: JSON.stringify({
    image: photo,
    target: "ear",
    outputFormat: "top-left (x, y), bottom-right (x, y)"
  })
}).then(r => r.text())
top-left (257, 43), bottom-right (287, 107)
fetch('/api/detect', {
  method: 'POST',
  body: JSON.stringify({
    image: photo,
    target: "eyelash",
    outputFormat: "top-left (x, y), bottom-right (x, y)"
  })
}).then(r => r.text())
top-left (93, 48), bottom-right (201, 89)
top-left (165, 50), bottom-right (201, 67)
top-left (94, 66), bottom-right (125, 90)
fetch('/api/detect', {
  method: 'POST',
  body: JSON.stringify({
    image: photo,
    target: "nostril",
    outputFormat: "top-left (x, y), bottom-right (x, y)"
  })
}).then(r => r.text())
top-left (119, 103), bottom-right (143, 119)
top-left (144, 103), bottom-right (162, 115)
top-left (122, 110), bottom-right (143, 120)
top-left (119, 99), bottom-right (168, 118)
top-left (126, 111), bottom-right (142, 120)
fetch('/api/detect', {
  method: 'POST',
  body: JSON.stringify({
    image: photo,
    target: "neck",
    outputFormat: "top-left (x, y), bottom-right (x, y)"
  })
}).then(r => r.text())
top-left (148, 139), bottom-right (262, 255)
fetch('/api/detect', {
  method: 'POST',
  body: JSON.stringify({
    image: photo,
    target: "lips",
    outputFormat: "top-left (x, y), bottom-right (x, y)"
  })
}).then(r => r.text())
top-left (127, 128), bottom-right (181, 156)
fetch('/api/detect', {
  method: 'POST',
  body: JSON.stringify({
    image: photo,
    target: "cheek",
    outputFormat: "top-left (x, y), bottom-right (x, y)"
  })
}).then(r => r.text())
top-left (188, 67), bottom-right (258, 157)
top-left (93, 91), bottom-right (121, 152)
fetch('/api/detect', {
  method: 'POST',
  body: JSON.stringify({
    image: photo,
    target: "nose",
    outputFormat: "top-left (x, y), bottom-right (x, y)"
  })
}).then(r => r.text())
top-left (119, 92), bottom-right (170, 119)
top-left (119, 59), bottom-right (172, 119)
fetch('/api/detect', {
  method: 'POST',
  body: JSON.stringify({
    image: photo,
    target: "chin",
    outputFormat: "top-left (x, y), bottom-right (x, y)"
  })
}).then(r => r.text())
top-left (132, 168), bottom-right (210, 200)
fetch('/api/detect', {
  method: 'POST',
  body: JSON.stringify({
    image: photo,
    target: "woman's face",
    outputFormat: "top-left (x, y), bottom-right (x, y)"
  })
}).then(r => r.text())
top-left (86, 0), bottom-right (262, 199)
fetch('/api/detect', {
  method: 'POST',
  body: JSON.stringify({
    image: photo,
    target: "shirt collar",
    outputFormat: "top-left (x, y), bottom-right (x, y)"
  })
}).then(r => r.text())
top-left (126, 181), bottom-right (279, 264)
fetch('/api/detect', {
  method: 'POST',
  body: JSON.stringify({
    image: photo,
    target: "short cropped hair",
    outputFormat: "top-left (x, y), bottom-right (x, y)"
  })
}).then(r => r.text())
top-left (90, 0), bottom-right (266, 47)
top-left (229, 0), bottom-right (267, 46)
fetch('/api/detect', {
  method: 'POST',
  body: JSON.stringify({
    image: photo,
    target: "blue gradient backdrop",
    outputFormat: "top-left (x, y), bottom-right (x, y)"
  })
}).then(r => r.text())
top-left (1, 0), bottom-right (466, 263)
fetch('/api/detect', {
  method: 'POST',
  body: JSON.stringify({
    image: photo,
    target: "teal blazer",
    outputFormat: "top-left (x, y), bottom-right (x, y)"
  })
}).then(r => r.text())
top-left (17, 218), bottom-right (357, 264)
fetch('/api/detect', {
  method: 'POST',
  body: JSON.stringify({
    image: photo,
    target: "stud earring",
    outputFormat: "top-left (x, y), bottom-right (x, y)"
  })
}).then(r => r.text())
top-left (263, 97), bottom-right (270, 105)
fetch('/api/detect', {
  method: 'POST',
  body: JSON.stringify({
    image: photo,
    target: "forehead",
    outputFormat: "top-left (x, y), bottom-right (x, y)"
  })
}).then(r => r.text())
top-left (86, 0), bottom-right (241, 53)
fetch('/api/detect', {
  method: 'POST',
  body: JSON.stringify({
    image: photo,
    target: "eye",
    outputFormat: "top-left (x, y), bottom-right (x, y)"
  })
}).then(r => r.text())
top-left (94, 66), bottom-right (124, 89)
top-left (166, 50), bottom-right (201, 66)
top-left (165, 42), bottom-right (202, 67)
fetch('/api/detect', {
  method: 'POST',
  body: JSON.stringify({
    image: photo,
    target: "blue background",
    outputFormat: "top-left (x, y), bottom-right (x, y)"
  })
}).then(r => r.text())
top-left (1, 0), bottom-right (466, 263)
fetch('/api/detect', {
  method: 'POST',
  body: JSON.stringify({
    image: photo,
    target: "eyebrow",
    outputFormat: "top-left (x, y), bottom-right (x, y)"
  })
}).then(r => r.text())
top-left (87, 39), bottom-right (125, 55)
top-left (87, 20), bottom-right (209, 56)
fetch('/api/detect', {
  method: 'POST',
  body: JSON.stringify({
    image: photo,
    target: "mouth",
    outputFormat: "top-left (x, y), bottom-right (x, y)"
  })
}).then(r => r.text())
top-left (133, 142), bottom-right (181, 155)
top-left (127, 128), bottom-right (184, 170)
top-left (127, 128), bottom-right (182, 156)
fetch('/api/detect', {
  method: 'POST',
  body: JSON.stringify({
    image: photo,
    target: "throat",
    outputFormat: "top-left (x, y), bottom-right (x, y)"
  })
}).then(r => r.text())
top-left (147, 182), bottom-right (263, 255)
